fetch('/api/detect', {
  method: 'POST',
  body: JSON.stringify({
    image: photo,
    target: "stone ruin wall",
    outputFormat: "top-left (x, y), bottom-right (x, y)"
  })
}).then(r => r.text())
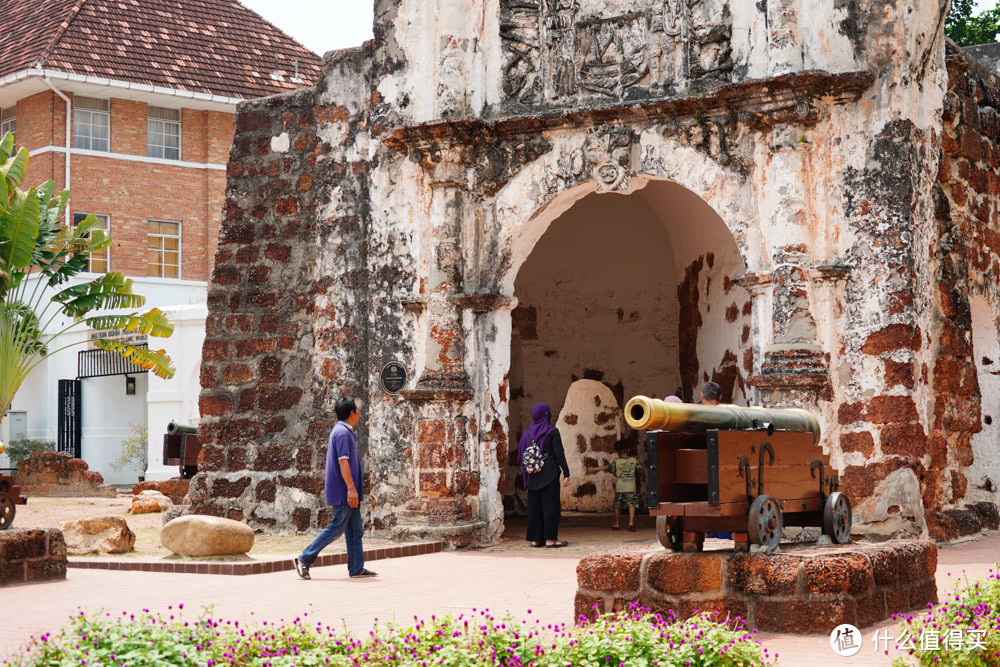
top-left (189, 0), bottom-right (1000, 544)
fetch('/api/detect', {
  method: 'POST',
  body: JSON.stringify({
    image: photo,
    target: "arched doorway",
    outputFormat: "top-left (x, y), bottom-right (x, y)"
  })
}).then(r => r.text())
top-left (503, 179), bottom-right (752, 515)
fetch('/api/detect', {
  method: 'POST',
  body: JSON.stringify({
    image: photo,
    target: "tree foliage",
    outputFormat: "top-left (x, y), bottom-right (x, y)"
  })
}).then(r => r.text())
top-left (0, 133), bottom-right (175, 430)
top-left (947, 0), bottom-right (1000, 47)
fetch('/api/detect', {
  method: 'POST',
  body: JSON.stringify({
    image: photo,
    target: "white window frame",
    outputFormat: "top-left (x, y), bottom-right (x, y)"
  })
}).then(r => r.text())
top-left (74, 97), bottom-right (110, 152)
top-left (146, 219), bottom-right (182, 279)
top-left (0, 107), bottom-right (15, 146)
top-left (147, 106), bottom-right (181, 161)
top-left (72, 212), bottom-right (111, 273)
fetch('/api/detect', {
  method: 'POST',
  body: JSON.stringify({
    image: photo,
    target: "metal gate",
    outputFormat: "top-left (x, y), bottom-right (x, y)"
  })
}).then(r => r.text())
top-left (57, 379), bottom-right (81, 458)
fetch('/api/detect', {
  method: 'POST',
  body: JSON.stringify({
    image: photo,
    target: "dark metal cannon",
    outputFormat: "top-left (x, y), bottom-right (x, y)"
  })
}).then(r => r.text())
top-left (162, 422), bottom-right (202, 479)
top-left (625, 396), bottom-right (851, 552)
top-left (0, 442), bottom-right (27, 530)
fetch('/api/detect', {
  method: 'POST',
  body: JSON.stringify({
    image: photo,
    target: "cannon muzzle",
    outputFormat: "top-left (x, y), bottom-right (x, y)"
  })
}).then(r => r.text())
top-left (624, 396), bottom-right (821, 444)
top-left (167, 421), bottom-right (198, 436)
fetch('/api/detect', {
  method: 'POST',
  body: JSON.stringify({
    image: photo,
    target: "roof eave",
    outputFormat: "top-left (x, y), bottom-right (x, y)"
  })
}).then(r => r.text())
top-left (0, 67), bottom-right (247, 107)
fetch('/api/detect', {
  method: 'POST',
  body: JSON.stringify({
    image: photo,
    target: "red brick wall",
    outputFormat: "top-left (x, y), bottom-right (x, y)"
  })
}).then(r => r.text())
top-left (13, 90), bottom-right (234, 282)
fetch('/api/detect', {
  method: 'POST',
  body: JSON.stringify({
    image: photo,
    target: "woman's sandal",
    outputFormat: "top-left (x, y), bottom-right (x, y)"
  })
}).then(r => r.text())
top-left (530, 541), bottom-right (544, 547)
top-left (628, 525), bottom-right (637, 532)
top-left (546, 540), bottom-right (569, 548)
top-left (611, 526), bottom-right (620, 530)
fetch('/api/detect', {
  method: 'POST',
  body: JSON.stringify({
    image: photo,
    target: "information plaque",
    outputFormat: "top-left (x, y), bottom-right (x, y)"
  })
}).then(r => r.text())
top-left (380, 362), bottom-right (407, 394)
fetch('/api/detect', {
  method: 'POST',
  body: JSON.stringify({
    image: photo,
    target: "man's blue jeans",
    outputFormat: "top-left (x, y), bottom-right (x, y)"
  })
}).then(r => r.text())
top-left (299, 504), bottom-right (365, 575)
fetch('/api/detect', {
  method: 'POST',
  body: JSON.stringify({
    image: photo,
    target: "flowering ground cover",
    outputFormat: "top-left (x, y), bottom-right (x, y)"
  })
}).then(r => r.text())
top-left (891, 566), bottom-right (1000, 666)
top-left (4, 603), bottom-right (775, 666)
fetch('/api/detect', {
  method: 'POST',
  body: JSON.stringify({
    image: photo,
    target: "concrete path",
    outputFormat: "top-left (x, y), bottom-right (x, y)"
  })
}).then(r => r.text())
top-left (2, 531), bottom-right (998, 665)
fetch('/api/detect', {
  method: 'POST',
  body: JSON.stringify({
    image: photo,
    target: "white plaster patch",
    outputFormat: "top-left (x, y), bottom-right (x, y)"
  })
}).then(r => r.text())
top-left (270, 132), bottom-right (290, 153)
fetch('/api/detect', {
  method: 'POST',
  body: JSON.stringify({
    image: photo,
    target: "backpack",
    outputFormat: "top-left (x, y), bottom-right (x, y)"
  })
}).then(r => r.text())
top-left (522, 437), bottom-right (547, 474)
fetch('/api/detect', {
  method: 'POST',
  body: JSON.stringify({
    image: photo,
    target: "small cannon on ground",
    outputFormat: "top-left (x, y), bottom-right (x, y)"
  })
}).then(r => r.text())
top-left (0, 442), bottom-right (27, 530)
top-left (626, 396), bottom-right (851, 552)
top-left (162, 421), bottom-right (202, 479)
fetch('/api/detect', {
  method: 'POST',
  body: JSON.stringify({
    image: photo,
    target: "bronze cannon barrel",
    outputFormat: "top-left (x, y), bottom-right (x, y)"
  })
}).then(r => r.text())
top-left (624, 396), bottom-right (821, 444)
top-left (167, 421), bottom-right (198, 436)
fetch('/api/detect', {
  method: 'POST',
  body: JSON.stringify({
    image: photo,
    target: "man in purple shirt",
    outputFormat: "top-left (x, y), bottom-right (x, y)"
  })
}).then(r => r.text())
top-left (294, 397), bottom-right (377, 579)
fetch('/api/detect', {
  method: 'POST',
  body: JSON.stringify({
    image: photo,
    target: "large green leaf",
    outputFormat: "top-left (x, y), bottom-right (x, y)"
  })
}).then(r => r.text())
top-left (1, 186), bottom-right (41, 269)
top-left (85, 308), bottom-right (175, 338)
top-left (93, 339), bottom-right (176, 379)
top-left (0, 132), bottom-right (13, 161)
top-left (0, 147), bottom-right (29, 189)
top-left (53, 272), bottom-right (147, 317)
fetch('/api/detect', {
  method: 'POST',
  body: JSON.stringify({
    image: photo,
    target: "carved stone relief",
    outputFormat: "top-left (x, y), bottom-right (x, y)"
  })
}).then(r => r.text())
top-left (584, 125), bottom-right (634, 192)
top-left (500, 0), bottom-right (733, 106)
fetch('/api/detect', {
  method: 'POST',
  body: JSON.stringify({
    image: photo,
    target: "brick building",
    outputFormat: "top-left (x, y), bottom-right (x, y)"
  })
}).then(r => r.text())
top-left (0, 0), bottom-right (320, 482)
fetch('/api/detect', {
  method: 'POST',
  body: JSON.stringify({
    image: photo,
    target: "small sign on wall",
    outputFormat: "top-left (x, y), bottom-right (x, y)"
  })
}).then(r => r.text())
top-left (380, 362), bottom-right (407, 394)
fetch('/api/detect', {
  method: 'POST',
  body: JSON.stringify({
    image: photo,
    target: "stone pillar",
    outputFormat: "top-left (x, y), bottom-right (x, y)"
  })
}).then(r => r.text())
top-left (742, 127), bottom-right (834, 406)
top-left (766, 0), bottom-right (801, 76)
top-left (415, 147), bottom-right (470, 389)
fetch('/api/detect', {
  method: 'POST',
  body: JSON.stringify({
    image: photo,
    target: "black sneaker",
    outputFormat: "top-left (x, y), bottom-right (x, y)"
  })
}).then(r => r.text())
top-left (349, 567), bottom-right (378, 578)
top-left (293, 557), bottom-right (311, 580)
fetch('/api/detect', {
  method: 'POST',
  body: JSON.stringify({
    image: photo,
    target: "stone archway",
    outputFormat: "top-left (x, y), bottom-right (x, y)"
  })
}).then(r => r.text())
top-left (498, 175), bottom-right (753, 517)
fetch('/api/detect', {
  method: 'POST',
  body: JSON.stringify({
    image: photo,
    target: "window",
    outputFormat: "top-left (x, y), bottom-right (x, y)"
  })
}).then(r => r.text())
top-left (147, 220), bottom-right (181, 278)
top-left (72, 213), bottom-right (110, 273)
top-left (147, 107), bottom-right (181, 160)
top-left (0, 107), bottom-right (15, 145)
top-left (74, 97), bottom-right (110, 152)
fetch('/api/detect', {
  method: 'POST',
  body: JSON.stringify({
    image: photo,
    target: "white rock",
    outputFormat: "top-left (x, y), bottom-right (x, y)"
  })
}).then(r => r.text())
top-left (160, 515), bottom-right (254, 557)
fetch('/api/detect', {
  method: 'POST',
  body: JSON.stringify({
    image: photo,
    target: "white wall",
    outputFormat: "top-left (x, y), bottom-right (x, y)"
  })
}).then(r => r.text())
top-left (80, 373), bottom-right (148, 485)
top-left (146, 304), bottom-right (206, 481)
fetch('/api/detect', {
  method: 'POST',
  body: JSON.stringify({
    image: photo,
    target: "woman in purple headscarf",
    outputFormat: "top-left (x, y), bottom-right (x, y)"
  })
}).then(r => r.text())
top-left (518, 402), bottom-right (571, 548)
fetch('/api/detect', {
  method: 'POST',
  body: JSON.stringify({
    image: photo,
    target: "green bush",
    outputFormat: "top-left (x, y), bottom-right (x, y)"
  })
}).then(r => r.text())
top-left (5, 603), bottom-right (777, 666)
top-left (891, 566), bottom-right (1000, 666)
top-left (3, 438), bottom-right (55, 465)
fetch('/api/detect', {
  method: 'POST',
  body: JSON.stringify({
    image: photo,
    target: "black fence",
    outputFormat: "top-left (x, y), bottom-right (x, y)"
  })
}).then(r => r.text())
top-left (77, 344), bottom-right (149, 379)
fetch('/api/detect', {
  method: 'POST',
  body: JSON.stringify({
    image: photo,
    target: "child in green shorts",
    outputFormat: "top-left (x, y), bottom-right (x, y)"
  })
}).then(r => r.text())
top-left (587, 439), bottom-right (640, 531)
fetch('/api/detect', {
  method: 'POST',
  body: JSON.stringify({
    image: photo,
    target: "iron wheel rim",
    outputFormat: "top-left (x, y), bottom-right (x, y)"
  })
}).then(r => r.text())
top-left (748, 495), bottom-right (782, 550)
top-left (824, 491), bottom-right (852, 544)
top-left (0, 493), bottom-right (13, 530)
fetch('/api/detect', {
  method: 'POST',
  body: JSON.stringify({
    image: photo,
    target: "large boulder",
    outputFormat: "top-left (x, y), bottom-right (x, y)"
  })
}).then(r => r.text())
top-left (161, 515), bottom-right (254, 557)
top-left (59, 516), bottom-right (135, 554)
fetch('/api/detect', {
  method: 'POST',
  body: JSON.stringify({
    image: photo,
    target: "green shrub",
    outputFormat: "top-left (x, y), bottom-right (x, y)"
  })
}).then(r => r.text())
top-left (891, 566), bottom-right (1000, 666)
top-left (5, 603), bottom-right (776, 666)
top-left (3, 438), bottom-right (55, 465)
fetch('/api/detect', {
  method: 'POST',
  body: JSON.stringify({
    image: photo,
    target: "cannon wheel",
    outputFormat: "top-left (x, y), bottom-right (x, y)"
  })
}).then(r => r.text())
top-left (0, 492), bottom-right (14, 530)
top-left (748, 495), bottom-right (782, 551)
top-left (656, 516), bottom-right (683, 551)
top-left (823, 491), bottom-right (852, 544)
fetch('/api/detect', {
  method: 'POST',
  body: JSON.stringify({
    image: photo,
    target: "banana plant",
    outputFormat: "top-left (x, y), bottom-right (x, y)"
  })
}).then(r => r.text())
top-left (0, 132), bottom-right (175, 421)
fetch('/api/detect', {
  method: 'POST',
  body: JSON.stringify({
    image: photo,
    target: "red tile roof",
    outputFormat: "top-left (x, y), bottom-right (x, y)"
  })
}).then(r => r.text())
top-left (0, 0), bottom-right (322, 99)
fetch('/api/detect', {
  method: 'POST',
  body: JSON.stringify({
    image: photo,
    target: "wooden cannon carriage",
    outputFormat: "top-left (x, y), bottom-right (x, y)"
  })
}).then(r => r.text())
top-left (0, 444), bottom-right (27, 530)
top-left (625, 396), bottom-right (852, 552)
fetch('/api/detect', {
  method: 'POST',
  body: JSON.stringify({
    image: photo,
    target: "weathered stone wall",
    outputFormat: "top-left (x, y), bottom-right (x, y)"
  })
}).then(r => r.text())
top-left (0, 529), bottom-right (67, 586)
top-left (194, 1), bottom-right (1000, 545)
top-left (919, 41), bottom-right (1000, 539)
top-left (16, 452), bottom-right (116, 498)
top-left (190, 46), bottom-right (376, 532)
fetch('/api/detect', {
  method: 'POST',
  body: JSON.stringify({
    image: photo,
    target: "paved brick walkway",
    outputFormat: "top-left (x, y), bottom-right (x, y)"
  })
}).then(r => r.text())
top-left (2, 531), bottom-right (998, 664)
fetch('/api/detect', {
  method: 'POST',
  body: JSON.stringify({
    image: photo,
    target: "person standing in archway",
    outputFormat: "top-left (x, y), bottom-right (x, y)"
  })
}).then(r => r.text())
top-left (519, 402), bottom-right (571, 548)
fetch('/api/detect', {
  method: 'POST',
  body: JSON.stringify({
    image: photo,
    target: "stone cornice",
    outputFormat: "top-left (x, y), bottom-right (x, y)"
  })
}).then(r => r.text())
top-left (383, 70), bottom-right (874, 151)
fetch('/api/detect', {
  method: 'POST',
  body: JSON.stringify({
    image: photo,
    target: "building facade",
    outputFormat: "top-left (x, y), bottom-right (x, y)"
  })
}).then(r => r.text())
top-left (0, 0), bottom-right (320, 483)
top-left (191, 0), bottom-right (1000, 546)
